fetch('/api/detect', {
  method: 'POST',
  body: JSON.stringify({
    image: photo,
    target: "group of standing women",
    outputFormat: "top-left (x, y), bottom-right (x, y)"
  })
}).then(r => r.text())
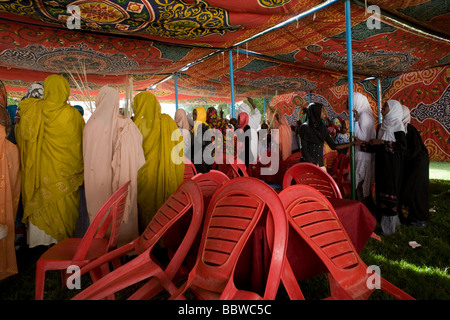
top-left (298, 93), bottom-right (430, 235)
top-left (173, 99), bottom-right (262, 173)
top-left (0, 75), bottom-right (186, 281)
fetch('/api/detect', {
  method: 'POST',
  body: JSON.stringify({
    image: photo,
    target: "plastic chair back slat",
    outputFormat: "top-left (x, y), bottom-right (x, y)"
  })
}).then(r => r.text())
top-left (170, 177), bottom-right (288, 300)
top-left (73, 179), bottom-right (204, 300)
top-left (283, 163), bottom-right (342, 199)
top-left (72, 181), bottom-right (130, 262)
top-left (279, 185), bottom-right (415, 300)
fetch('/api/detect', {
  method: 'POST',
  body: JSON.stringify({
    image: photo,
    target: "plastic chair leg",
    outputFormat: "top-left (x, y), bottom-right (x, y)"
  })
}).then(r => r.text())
top-left (35, 262), bottom-right (46, 300)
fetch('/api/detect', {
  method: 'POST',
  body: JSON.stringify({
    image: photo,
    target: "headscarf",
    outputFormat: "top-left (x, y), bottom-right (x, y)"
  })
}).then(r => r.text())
top-left (0, 107), bottom-right (11, 137)
top-left (300, 102), bottom-right (328, 143)
top-left (402, 105), bottom-right (411, 134)
top-left (73, 105), bottom-right (84, 116)
top-left (192, 106), bottom-right (207, 135)
top-left (21, 82), bottom-right (44, 101)
top-left (238, 111), bottom-right (249, 129)
top-left (377, 100), bottom-right (405, 142)
top-left (206, 107), bottom-right (219, 129)
top-left (132, 91), bottom-right (184, 228)
top-left (83, 86), bottom-right (120, 222)
top-left (174, 108), bottom-right (190, 131)
top-left (353, 92), bottom-right (376, 143)
top-left (332, 118), bottom-right (342, 131)
top-left (14, 83), bottom-right (45, 125)
top-left (206, 107), bottom-right (232, 156)
top-left (15, 74), bottom-right (84, 241)
top-left (237, 101), bottom-right (261, 131)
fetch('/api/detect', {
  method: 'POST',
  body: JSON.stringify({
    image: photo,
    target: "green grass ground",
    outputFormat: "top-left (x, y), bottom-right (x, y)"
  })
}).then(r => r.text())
top-left (1, 163), bottom-right (449, 300)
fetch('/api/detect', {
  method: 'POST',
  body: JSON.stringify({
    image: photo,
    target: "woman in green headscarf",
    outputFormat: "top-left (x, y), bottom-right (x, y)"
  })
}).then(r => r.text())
top-left (15, 74), bottom-right (84, 247)
top-left (132, 92), bottom-right (184, 230)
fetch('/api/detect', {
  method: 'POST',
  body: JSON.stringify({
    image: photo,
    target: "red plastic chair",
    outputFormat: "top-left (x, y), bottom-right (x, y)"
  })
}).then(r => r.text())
top-left (216, 155), bottom-right (249, 179)
top-left (278, 184), bottom-right (415, 300)
top-left (35, 181), bottom-right (131, 300)
top-left (336, 154), bottom-right (351, 196)
top-left (72, 179), bottom-right (203, 300)
top-left (282, 162), bottom-right (342, 199)
top-left (323, 151), bottom-right (339, 176)
top-left (169, 177), bottom-right (288, 300)
top-left (279, 151), bottom-right (302, 178)
top-left (184, 157), bottom-right (197, 180)
top-left (192, 170), bottom-right (230, 210)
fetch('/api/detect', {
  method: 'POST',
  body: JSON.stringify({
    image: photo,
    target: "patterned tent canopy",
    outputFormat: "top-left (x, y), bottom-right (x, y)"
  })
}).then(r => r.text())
top-left (0, 0), bottom-right (448, 101)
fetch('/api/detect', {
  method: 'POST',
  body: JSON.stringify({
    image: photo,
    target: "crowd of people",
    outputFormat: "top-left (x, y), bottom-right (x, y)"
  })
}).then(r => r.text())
top-left (0, 75), bottom-right (430, 282)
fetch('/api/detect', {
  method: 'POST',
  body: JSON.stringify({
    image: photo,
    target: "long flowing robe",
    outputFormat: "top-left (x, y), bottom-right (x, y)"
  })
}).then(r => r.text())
top-left (174, 109), bottom-right (191, 159)
top-left (15, 74), bottom-right (84, 246)
top-left (278, 114), bottom-right (293, 161)
top-left (0, 123), bottom-right (21, 281)
top-left (353, 93), bottom-right (375, 200)
top-left (400, 106), bottom-right (430, 223)
top-left (299, 103), bottom-right (337, 167)
top-left (133, 92), bottom-right (184, 230)
top-left (112, 115), bottom-right (145, 246)
top-left (84, 86), bottom-right (145, 246)
top-left (191, 106), bottom-right (212, 173)
top-left (83, 86), bottom-right (119, 223)
top-left (365, 100), bottom-right (406, 235)
top-left (237, 102), bottom-right (260, 161)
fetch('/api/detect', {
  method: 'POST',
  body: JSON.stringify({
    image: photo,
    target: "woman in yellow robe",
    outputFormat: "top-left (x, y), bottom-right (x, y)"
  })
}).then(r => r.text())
top-left (132, 92), bottom-right (184, 230)
top-left (15, 74), bottom-right (84, 247)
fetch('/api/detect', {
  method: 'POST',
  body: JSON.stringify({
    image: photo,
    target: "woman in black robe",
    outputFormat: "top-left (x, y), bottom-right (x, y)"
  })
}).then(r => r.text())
top-left (298, 102), bottom-right (357, 169)
top-left (363, 100), bottom-right (406, 235)
top-left (399, 105), bottom-right (429, 226)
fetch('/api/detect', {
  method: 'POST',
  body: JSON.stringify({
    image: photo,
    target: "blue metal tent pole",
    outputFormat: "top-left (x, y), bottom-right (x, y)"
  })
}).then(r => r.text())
top-left (174, 73), bottom-right (179, 110)
top-left (345, 0), bottom-right (356, 200)
top-left (377, 77), bottom-right (382, 124)
top-left (229, 50), bottom-right (236, 119)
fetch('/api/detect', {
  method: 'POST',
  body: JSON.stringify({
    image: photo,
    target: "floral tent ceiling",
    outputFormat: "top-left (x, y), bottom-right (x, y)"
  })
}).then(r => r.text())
top-left (0, 0), bottom-right (448, 102)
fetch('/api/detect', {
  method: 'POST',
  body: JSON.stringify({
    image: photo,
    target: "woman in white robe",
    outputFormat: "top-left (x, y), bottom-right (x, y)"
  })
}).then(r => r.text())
top-left (353, 92), bottom-right (376, 202)
top-left (83, 86), bottom-right (145, 246)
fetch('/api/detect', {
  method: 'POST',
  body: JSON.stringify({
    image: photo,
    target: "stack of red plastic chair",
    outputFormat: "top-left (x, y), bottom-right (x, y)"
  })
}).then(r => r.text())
top-left (279, 184), bottom-right (414, 300)
top-left (35, 181), bottom-right (131, 300)
top-left (192, 170), bottom-right (230, 210)
top-left (282, 162), bottom-right (342, 199)
top-left (72, 179), bottom-right (204, 300)
top-left (335, 153), bottom-right (351, 197)
top-left (184, 157), bottom-right (197, 180)
top-left (323, 151), bottom-right (339, 176)
top-left (215, 154), bottom-right (249, 179)
top-left (169, 177), bottom-right (288, 300)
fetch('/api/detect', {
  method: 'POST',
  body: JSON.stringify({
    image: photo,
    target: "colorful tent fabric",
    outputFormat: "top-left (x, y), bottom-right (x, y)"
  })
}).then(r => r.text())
top-left (0, 0), bottom-right (448, 163)
top-left (0, 1), bottom-right (447, 100)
